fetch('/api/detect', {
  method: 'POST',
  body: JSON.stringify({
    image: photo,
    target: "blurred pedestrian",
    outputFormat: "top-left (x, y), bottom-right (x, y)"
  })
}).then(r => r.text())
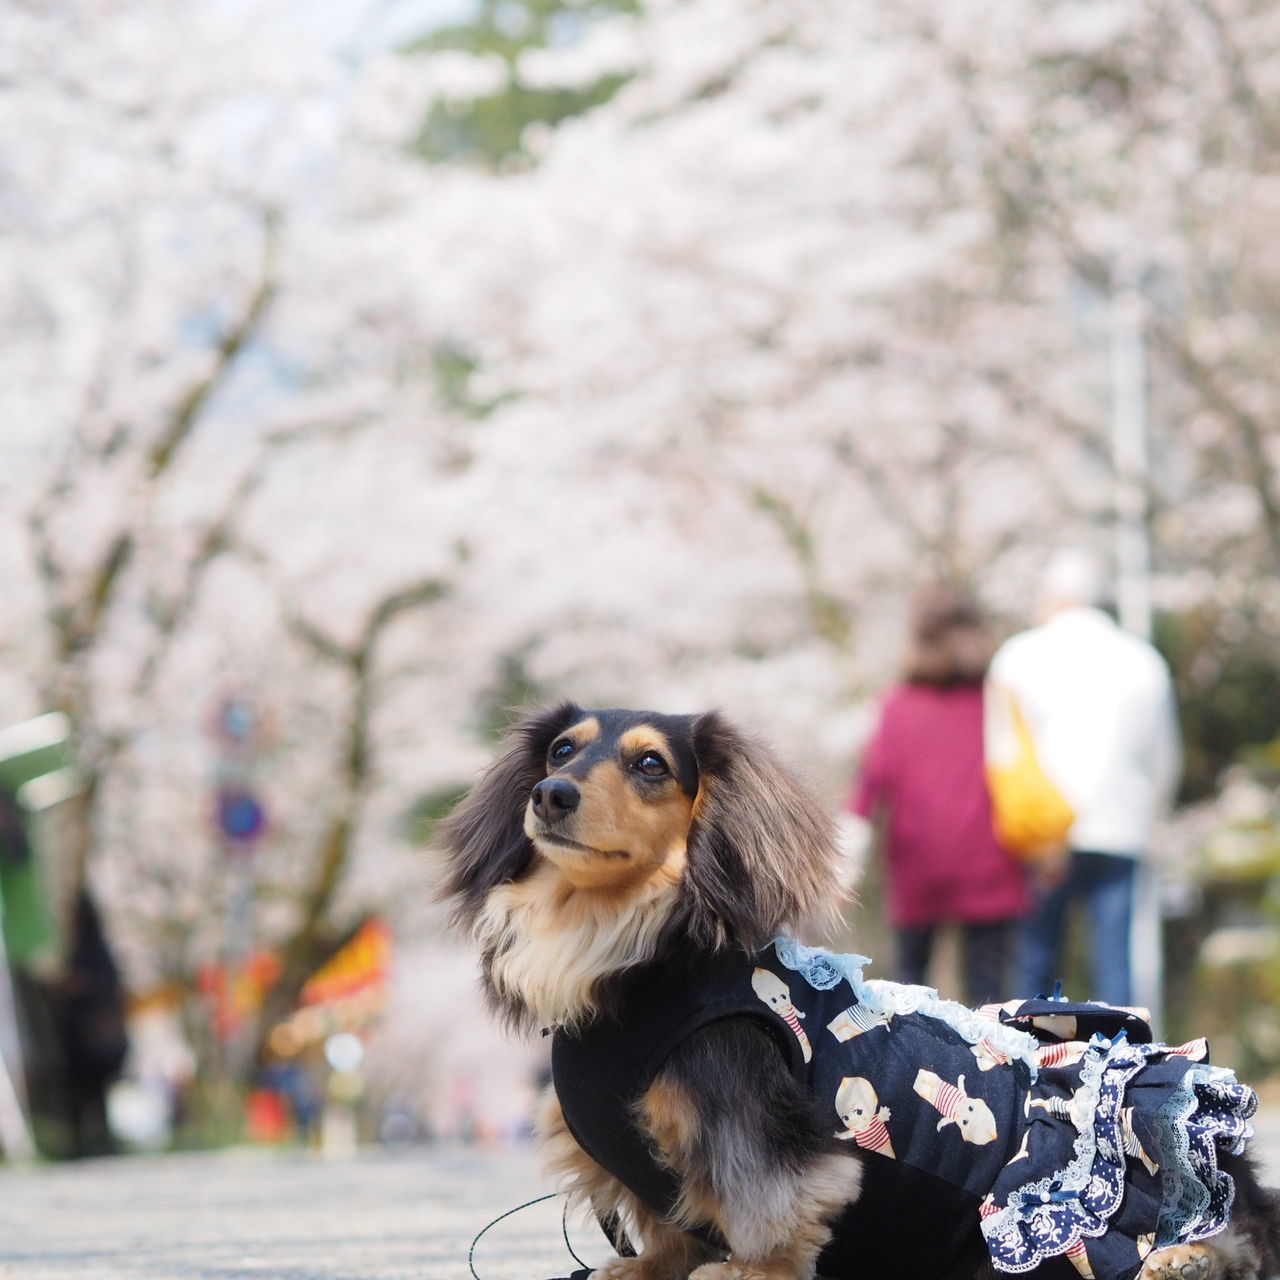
top-left (848, 583), bottom-right (1028, 1005)
top-left (987, 549), bottom-right (1181, 1007)
top-left (58, 889), bottom-right (129, 1156)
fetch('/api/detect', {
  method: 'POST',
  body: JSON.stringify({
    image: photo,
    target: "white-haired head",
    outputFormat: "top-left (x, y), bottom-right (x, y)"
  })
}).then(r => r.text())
top-left (1038, 548), bottom-right (1108, 618)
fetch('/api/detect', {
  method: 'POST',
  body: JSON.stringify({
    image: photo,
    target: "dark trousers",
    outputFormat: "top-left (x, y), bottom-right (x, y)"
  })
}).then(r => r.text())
top-left (1017, 850), bottom-right (1137, 1006)
top-left (894, 918), bottom-right (1016, 1007)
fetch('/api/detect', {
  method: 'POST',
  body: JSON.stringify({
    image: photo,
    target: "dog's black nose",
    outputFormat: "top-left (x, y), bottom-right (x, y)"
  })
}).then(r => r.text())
top-left (531, 778), bottom-right (580, 824)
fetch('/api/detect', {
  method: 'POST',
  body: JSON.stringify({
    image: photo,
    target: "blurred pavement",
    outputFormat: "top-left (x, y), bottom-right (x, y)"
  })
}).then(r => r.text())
top-left (0, 1143), bottom-right (609, 1280)
top-left (4, 1114), bottom-right (1280, 1279)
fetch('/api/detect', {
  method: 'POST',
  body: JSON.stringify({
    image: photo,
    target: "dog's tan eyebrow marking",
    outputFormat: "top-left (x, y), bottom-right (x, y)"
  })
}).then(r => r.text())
top-left (617, 726), bottom-right (673, 760)
top-left (562, 716), bottom-right (600, 747)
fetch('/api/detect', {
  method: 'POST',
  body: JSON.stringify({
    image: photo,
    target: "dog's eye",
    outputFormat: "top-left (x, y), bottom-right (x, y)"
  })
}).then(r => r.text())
top-left (634, 752), bottom-right (669, 777)
top-left (550, 739), bottom-right (575, 762)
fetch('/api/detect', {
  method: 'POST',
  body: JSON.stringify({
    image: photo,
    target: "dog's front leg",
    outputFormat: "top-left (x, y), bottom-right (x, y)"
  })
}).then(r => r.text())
top-left (638, 1020), bottom-right (862, 1280)
top-left (535, 1086), bottom-right (720, 1280)
top-left (678, 1150), bottom-right (859, 1280)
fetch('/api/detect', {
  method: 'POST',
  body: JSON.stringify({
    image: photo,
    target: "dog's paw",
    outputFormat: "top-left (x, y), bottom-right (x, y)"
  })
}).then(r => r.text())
top-left (595, 1258), bottom-right (710, 1280)
top-left (592, 1260), bottom-right (654, 1280)
top-left (1137, 1243), bottom-right (1219, 1280)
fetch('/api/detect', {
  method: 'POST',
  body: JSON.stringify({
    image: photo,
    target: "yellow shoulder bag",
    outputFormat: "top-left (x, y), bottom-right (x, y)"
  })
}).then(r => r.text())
top-left (984, 684), bottom-right (1075, 861)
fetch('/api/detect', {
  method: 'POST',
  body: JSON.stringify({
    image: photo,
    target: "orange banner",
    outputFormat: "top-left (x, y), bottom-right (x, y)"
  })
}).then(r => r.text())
top-left (300, 917), bottom-right (392, 1007)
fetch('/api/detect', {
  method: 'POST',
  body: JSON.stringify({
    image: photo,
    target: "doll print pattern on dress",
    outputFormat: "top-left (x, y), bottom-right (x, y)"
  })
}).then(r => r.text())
top-left (766, 937), bottom-right (1258, 1280)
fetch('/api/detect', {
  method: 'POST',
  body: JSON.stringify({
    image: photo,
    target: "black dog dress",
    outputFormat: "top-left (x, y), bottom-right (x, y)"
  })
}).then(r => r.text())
top-left (552, 939), bottom-right (1256, 1280)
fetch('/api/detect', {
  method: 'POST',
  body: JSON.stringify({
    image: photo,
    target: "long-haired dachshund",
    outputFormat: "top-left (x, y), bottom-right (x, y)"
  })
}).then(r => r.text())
top-left (439, 704), bottom-right (1280, 1280)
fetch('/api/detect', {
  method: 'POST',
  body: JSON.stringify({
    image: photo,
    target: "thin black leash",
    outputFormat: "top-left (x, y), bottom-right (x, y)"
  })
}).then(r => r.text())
top-left (467, 1193), bottom-right (592, 1280)
top-left (561, 1198), bottom-right (592, 1272)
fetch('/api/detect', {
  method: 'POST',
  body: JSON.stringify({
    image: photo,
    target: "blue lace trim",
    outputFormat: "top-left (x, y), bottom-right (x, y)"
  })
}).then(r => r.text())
top-left (771, 936), bottom-right (1041, 1079)
top-left (1153, 1064), bottom-right (1255, 1246)
top-left (981, 1041), bottom-right (1257, 1272)
top-left (1154, 1066), bottom-right (1213, 1246)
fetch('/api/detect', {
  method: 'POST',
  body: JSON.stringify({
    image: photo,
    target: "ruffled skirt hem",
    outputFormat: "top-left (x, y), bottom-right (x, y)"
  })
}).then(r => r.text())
top-left (981, 1036), bottom-right (1256, 1277)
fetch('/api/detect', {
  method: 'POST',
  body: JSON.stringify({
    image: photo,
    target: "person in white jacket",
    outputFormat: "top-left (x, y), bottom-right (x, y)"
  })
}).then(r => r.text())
top-left (986, 550), bottom-right (1182, 1006)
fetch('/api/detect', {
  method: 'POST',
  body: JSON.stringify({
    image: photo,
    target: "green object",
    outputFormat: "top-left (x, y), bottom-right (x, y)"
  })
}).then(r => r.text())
top-left (0, 861), bottom-right (51, 966)
top-left (405, 0), bottom-right (638, 167)
top-left (0, 714), bottom-right (73, 792)
top-left (0, 714), bottom-right (78, 964)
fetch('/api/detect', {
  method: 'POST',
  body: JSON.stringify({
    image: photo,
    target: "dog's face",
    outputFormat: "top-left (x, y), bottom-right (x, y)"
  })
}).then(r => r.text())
top-left (523, 708), bottom-right (702, 891)
top-left (438, 701), bottom-right (841, 990)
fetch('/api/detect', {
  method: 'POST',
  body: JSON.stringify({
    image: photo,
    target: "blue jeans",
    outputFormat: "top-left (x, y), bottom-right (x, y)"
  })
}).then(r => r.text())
top-left (1018, 851), bottom-right (1138, 1006)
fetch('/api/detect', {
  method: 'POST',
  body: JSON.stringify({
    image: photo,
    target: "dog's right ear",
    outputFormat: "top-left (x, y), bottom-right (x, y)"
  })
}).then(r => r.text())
top-left (435, 702), bottom-right (583, 930)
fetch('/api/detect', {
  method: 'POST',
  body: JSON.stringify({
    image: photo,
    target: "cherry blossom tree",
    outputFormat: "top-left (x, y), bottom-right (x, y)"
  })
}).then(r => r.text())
top-left (403, 0), bottom-right (1280, 750)
top-left (5, 0), bottom-right (1280, 1106)
top-left (0, 2), bottom-right (472, 1024)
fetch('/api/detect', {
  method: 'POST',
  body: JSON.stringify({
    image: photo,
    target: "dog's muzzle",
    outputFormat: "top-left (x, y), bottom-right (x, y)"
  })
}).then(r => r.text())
top-left (531, 778), bottom-right (580, 825)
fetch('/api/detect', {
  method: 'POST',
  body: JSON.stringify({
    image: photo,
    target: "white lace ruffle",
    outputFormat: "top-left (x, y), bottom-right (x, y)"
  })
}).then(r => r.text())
top-left (771, 937), bottom-right (1042, 1079)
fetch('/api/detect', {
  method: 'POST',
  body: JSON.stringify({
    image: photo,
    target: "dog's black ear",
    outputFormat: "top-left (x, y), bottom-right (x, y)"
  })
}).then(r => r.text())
top-left (436, 702), bottom-right (583, 930)
top-left (684, 710), bottom-right (839, 950)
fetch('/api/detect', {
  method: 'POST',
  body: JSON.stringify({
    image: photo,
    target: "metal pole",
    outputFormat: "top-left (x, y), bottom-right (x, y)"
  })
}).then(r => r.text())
top-left (1111, 269), bottom-right (1162, 1034)
top-left (1111, 280), bottom-right (1152, 641)
top-left (211, 695), bottom-right (267, 1089)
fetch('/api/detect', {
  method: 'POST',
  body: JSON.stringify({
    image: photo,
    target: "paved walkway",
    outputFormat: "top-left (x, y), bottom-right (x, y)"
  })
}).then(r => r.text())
top-left (0, 1143), bottom-right (608, 1280)
top-left (5, 1112), bottom-right (1280, 1279)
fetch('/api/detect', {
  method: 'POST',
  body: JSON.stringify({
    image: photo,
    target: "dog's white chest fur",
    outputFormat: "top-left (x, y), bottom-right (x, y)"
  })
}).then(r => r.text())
top-left (476, 861), bottom-right (682, 1028)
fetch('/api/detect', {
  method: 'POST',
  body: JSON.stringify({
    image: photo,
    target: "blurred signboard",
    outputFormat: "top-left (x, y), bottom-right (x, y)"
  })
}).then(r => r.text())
top-left (301, 917), bottom-right (391, 1007)
top-left (0, 713), bottom-right (76, 1160)
top-left (266, 918), bottom-right (393, 1059)
top-left (0, 713), bottom-right (82, 964)
top-left (209, 694), bottom-right (268, 855)
top-left (198, 950), bottom-right (282, 1042)
top-left (202, 918), bottom-right (393, 1048)
top-left (214, 786), bottom-right (267, 845)
top-left (0, 713), bottom-right (83, 813)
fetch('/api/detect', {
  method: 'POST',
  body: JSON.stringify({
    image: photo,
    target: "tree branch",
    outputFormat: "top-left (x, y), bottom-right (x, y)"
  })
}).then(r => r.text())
top-left (147, 209), bottom-right (280, 480)
top-left (749, 484), bottom-right (851, 648)
top-left (251, 573), bottom-right (451, 1061)
top-left (1150, 317), bottom-right (1280, 572)
top-left (131, 414), bottom-right (378, 702)
top-left (1188, 0), bottom-right (1280, 150)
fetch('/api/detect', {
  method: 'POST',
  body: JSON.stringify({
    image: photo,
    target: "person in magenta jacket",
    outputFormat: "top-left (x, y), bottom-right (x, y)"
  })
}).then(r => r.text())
top-left (849, 584), bottom-right (1028, 1005)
